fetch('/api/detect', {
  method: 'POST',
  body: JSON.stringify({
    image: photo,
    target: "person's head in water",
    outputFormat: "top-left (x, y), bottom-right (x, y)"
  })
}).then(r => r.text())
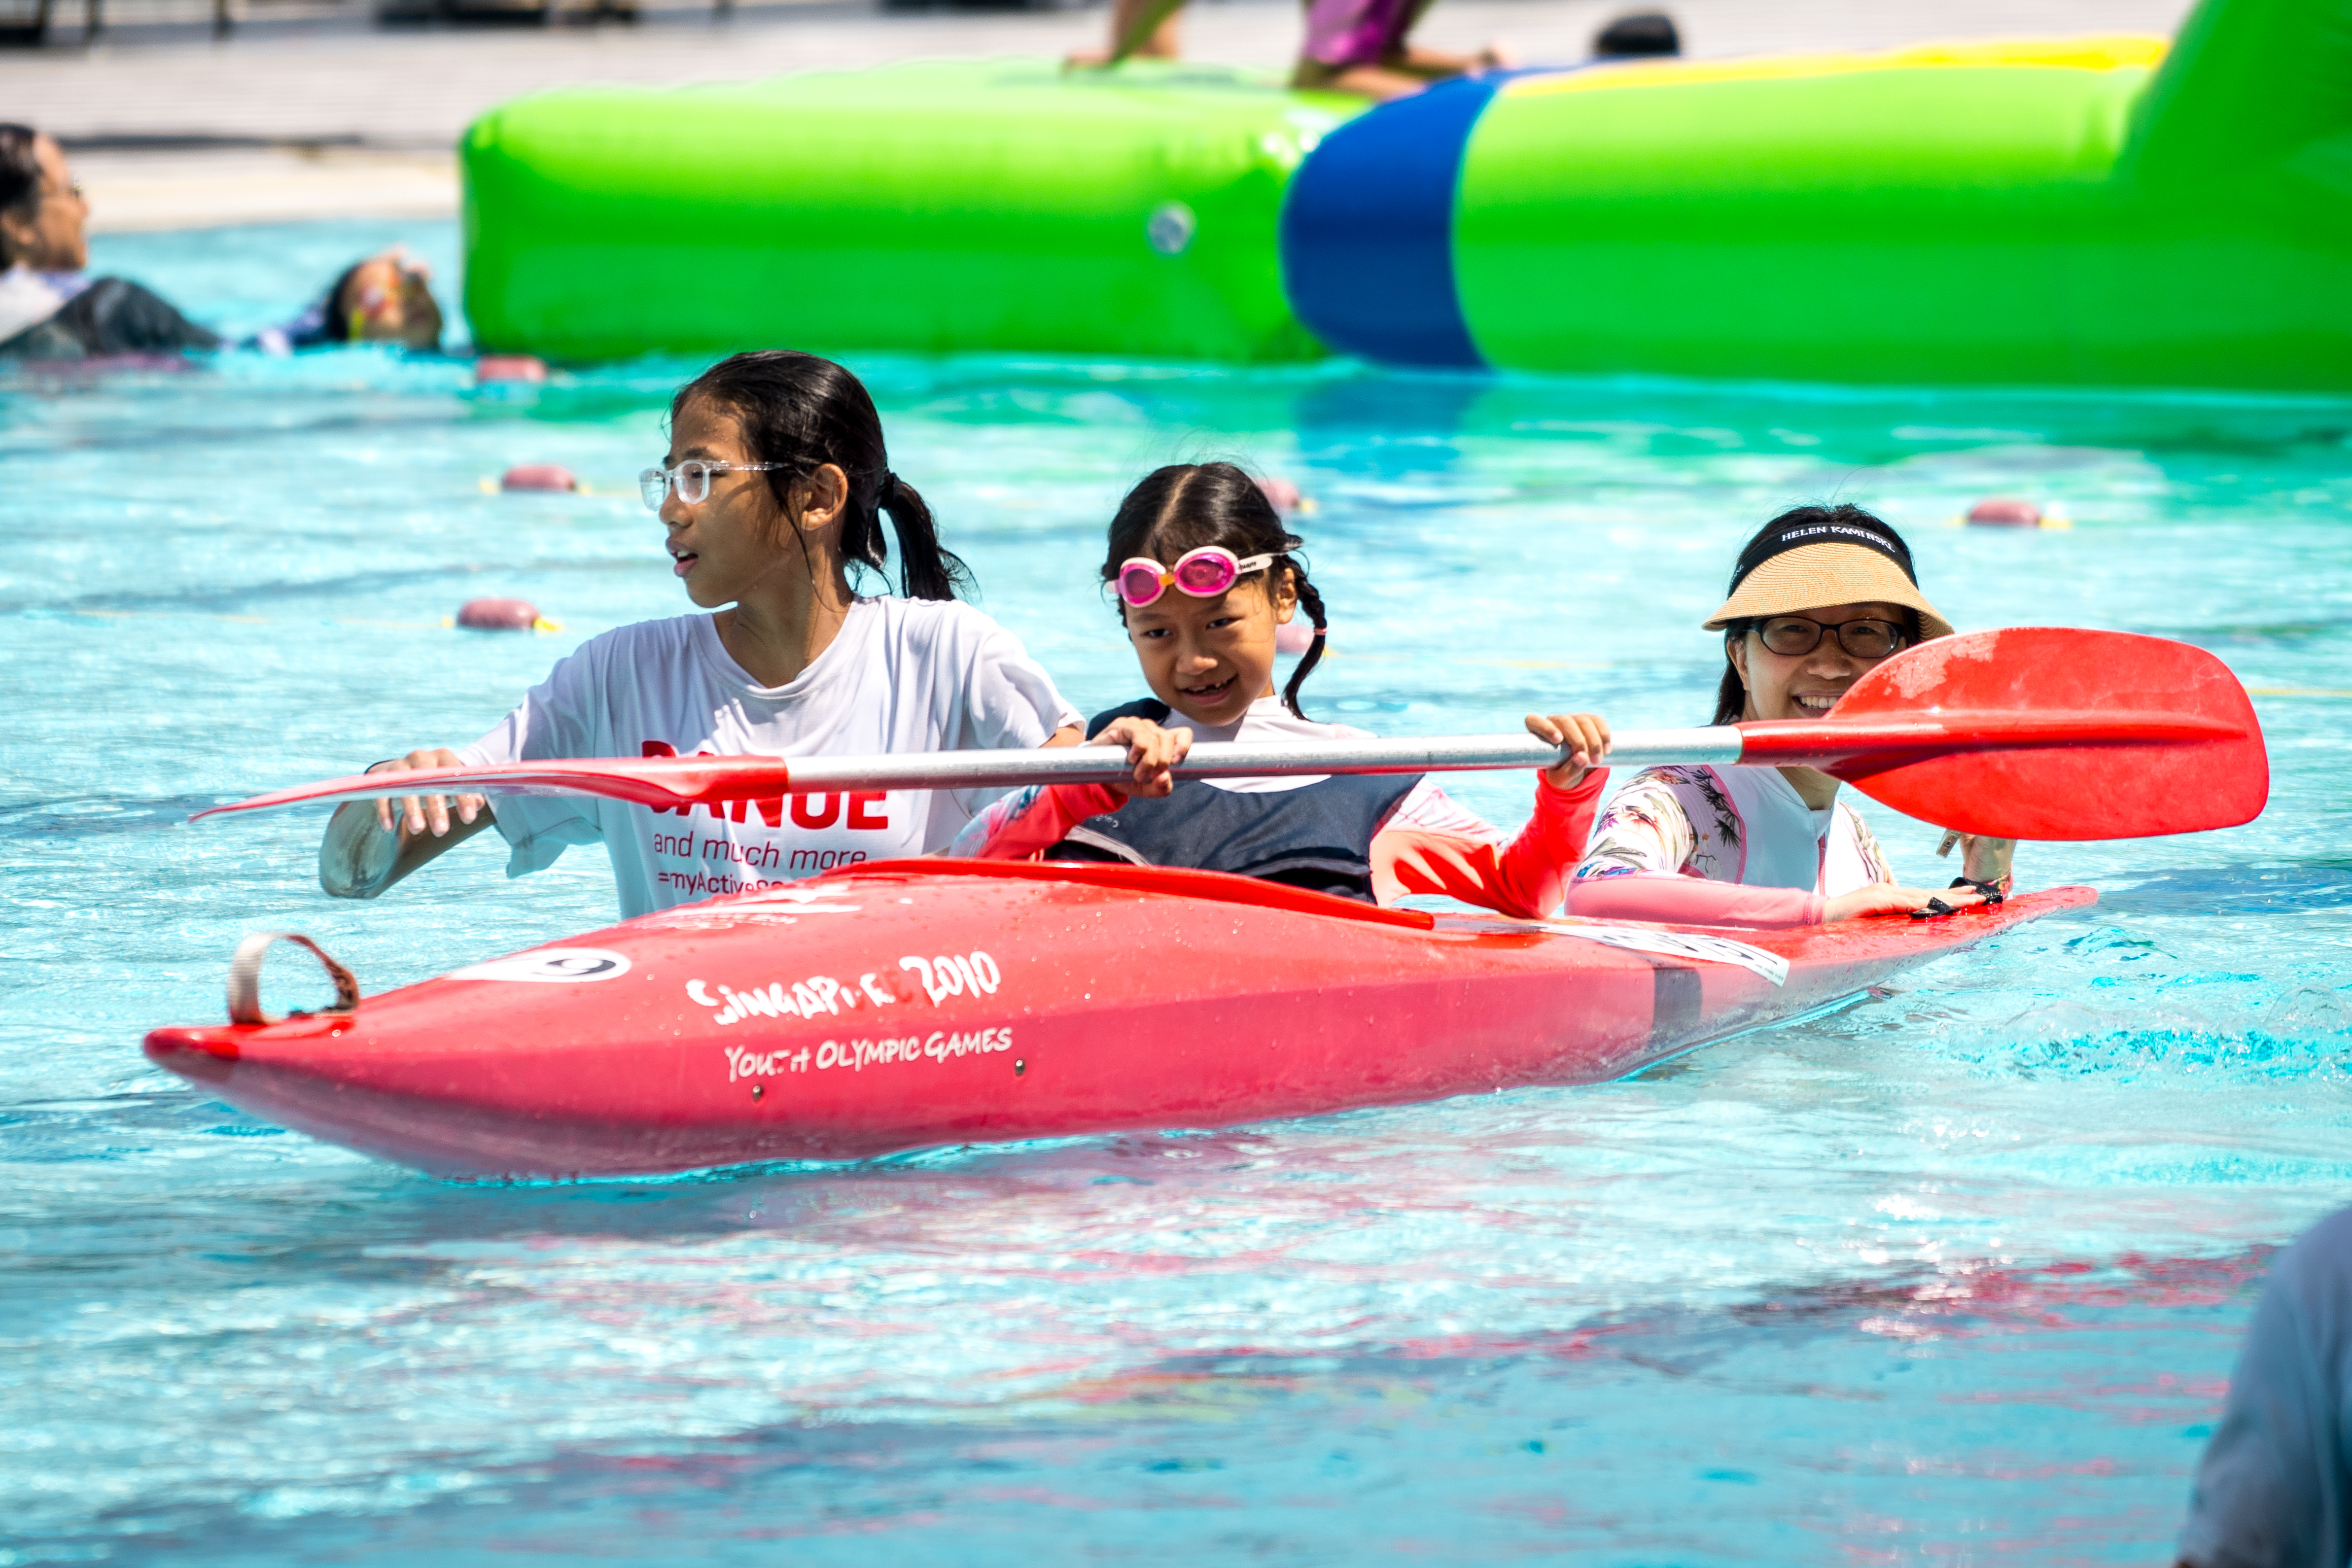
top-left (319, 247), bottom-right (442, 350)
top-left (1706, 503), bottom-right (1951, 726)
top-left (655, 349), bottom-right (969, 611)
top-left (1102, 462), bottom-right (1327, 726)
top-left (0, 124), bottom-right (89, 272)
top-left (1592, 11), bottom-right (1680, 57)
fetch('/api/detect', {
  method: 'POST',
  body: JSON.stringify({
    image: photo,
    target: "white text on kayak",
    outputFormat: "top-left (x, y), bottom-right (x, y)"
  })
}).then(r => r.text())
top-left (724, 1028), bottom-right (1015, 1081)
top-left (685, 950), bottom-right (1000, 1024)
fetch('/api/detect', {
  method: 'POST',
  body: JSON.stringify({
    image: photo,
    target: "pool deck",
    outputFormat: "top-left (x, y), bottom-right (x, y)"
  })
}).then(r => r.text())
top-left (7, 0), bottom-right (2194, 230)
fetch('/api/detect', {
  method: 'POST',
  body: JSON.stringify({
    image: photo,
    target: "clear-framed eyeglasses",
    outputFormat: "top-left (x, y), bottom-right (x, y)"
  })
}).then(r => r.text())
top-left (639, 459), bottom-right (786, 511)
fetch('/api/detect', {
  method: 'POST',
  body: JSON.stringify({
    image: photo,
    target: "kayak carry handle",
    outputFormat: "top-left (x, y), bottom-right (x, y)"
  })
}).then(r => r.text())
top-left (227, 932), bottom-right (361, 1026)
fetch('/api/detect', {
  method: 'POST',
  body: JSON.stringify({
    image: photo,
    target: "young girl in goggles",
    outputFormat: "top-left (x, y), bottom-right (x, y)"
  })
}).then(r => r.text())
top-left (951, 461), bottom-right (1612, 915)
top-left (1565, 504), bottom-right (2017, 927)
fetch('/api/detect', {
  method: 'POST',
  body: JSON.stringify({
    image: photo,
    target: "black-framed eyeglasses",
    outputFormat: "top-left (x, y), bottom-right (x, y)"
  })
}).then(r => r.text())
top-left (1754, 616), bottom-right (1910, 660)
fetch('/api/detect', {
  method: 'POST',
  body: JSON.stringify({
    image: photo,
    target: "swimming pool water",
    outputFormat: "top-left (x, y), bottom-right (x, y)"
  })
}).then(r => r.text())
top-left (3, 218), bottom-right (2349, 1564)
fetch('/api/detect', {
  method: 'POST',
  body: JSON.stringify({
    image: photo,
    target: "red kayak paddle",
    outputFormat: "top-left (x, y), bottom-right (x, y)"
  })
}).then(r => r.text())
top-left (192, 627), bottom-right (2267, 841)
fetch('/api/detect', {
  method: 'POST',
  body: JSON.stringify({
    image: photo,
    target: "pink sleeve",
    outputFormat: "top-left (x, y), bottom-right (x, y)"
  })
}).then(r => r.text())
top-left (954, 783), bottom-right (1122, 861)
top-left (1563, 872), bottom-right (1825, 929)
top-left (1372, 769), bottom-right (1609, 919)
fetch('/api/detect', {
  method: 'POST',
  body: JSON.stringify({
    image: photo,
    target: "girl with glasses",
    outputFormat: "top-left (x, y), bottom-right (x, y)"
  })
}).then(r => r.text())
top-left (320, 350), bottom-right (1083, 918)
top-left (1567, 504), bottom-right (2017, 926)
top-left (949, 461), bottom-right (1613, 916)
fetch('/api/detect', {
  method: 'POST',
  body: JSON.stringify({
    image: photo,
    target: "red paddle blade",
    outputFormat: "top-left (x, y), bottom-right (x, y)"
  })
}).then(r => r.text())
top-left (1744, 627), bottom-right (2267, 840)
top-left (187, 756), bottom-right (798, 822)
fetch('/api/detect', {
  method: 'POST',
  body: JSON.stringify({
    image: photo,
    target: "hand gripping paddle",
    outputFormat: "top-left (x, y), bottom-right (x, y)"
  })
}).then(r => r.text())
top-left (191, 627), bottom-right (2267, 841)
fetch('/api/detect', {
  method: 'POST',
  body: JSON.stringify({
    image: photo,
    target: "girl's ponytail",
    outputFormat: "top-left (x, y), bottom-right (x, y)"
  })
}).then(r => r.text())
top-left (1280, 568), bottom-right (1329, 719)
top-left (876, 470), bottom-right (972, 602)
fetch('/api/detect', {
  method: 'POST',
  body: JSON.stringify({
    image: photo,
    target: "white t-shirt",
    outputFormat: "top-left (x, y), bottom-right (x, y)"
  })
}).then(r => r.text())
top-left (1152, 693), bottom-right (1374, 793)
top-left (460, 598), bottom-right (1081, 918)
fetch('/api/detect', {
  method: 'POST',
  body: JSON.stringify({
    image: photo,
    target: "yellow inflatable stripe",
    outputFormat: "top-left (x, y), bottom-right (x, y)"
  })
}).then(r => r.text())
top-left (1504, 35), bottom-right (2168, 99)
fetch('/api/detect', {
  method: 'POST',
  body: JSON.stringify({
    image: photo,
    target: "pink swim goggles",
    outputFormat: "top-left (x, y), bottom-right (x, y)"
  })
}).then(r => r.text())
top-left (1115, 546), bottom-right (1277, 609)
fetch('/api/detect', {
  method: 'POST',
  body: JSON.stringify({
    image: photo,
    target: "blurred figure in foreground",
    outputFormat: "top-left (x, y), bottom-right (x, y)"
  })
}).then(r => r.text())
top-left (2177, 1206), bottom-right (2352, 1568)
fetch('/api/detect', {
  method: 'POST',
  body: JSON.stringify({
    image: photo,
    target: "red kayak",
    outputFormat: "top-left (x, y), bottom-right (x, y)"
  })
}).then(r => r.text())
top-left (143, 859), bottom-right (2092, 1180)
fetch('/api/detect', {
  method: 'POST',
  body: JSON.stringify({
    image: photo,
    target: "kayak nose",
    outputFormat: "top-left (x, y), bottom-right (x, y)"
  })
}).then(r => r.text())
top-left (144, 1025), bottom-right (244, 1085)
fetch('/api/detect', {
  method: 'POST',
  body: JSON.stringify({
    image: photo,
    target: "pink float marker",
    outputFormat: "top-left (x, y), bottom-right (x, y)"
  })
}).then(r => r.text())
top-left (475, 355), bottom-right (549, 385)
top-left (1255, 476), bottom-right (1303, 511)
top-left (500, 464), bottom-right (577, 493)
top-left (1965, 496), bottom-right (2044, 527)
top-left (456, 597), bottom-right (543, 631)
top-left (1275, 619), bottom-right (1319, 656)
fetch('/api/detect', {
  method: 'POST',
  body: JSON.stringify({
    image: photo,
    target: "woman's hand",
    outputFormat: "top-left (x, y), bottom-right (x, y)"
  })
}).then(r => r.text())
top-left (1823, 883), bottom-right (1992, 922)
top-left (1525, 712), bottom-right (1612, 791)
top-left (1090, 717), bottom-right (1193, 798)
top-left (367, 748), bottom-right (488, 836)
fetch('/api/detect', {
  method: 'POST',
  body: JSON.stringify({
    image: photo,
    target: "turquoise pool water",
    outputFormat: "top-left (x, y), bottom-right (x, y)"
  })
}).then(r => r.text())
top-left (4, 218), bottom-right (2349, 1564)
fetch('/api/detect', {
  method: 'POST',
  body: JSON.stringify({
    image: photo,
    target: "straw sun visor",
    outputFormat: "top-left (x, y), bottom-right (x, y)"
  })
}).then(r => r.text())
top-left (1702, 542), bottom-right (1955, 642)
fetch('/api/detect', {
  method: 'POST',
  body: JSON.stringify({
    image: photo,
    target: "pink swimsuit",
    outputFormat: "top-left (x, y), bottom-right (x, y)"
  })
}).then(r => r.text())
top-left (1301, 0), bottom-right (1430, 68)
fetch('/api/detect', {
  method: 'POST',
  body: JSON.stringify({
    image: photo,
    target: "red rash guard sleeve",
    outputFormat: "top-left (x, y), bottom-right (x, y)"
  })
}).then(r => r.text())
top-left (1372, 768), bottom-right (1610, 919)
top-left (965, 783), bottom-right (1123, 861)
top-left (1563, 873), bottom-right (1825, 929)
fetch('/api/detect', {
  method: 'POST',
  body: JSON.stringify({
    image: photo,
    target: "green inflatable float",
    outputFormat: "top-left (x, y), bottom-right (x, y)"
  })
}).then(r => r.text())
top-left (461, 61), bottom-right (1360, 363)
top-left (461, 0), bottom-right (2352, 392)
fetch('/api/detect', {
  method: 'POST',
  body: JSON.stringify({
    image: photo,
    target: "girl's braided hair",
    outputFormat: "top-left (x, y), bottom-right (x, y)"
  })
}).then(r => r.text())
top-left (1102, 462), bottom-right (1327, 718)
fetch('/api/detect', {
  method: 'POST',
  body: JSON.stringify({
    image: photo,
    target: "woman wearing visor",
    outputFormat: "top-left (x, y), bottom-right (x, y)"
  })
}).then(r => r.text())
top-left (1566, 504), bottom-right (2018, 927)
top-left (319, 350), bottom-right (1088, 918)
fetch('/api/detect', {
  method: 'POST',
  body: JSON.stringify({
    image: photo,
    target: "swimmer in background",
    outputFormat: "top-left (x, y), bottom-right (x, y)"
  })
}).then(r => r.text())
top-left (0, 124), bottom-right (446, 359)
top-left (0, 123), bottom-right (217, 359)
top-left (252, 247), bottom-right (444, 354)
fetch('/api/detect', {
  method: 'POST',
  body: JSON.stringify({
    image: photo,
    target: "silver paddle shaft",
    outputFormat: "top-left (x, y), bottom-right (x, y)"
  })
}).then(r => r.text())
top-left (772, 727), bottom-right (1745, 795)
top-left (194, 728), bottom-right (1757, 824)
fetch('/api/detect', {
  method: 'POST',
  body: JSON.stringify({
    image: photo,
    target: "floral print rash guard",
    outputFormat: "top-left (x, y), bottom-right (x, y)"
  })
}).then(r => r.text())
top-left (1564, 765), bottom-right (1896, 929)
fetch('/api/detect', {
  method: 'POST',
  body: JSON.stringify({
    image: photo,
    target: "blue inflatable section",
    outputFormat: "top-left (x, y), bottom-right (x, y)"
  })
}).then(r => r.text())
top-left (1279, 75), bottom-right (1499, 368)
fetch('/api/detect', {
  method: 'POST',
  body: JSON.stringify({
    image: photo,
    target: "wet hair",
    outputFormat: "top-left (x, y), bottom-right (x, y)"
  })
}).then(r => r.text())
top-left (1103, 461), bottom-right (1327, 718)
top-left (1592, 11), bottom-right (1680, 56)
top-left (1713, 503), bottom-right (1920, 725)
top-left (672, 350), bottom-right (970, 601)
top-left (317, 259), bottom-right (367, 344)
top-left (0, 125), bottom-right (43, 263)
